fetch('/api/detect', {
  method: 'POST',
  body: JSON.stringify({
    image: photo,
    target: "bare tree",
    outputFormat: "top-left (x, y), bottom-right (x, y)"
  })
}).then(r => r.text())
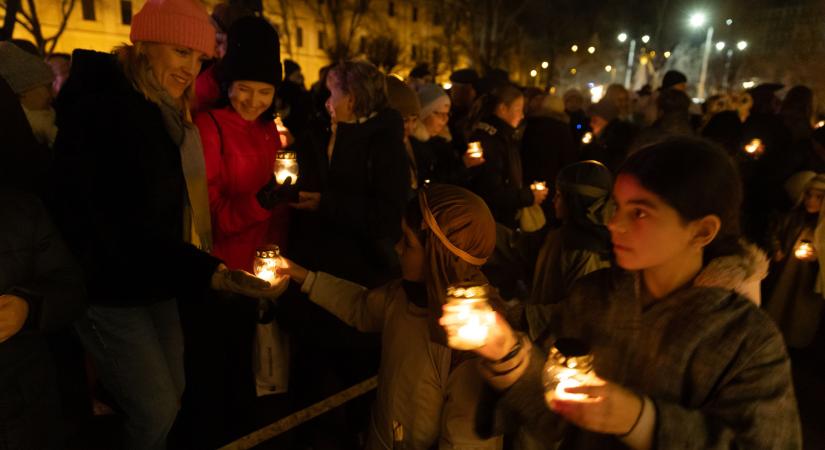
top-left (1, 0), bottom-right (77, 55)
top-left (465, 0), bottom-right (530, 72)
top-left (366, 34), bottom-right (401, 72)
top-left (303, 0), bottom-right (373, 62)
top-left (426, 0), bottom-right (470, 74)
top-left (265, 0), bottom-right (296, 57)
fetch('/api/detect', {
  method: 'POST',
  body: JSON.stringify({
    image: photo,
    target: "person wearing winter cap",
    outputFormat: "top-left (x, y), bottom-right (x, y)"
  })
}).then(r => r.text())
top-left (178, 15), bottom-right (287, 447)
top-left (660, 70), bottom-right (688, 92)
top-left (0, 41), bottom-right (58, 146)
top-left (410, 84), bottom-right (480, 187)
top-left (447, 68), bottom-right (479, 150)
top-left (50, 1), bottom-right (287, 449)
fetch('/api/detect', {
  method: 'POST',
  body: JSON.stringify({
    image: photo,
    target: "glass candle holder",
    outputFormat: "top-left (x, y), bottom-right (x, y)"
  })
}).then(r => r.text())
top-left (581, 131), bottom-right (593, 144)
top-left (794, 239), bottom-right (816, 260)
top-left (253, 245), bottom-right (283, 286)
top-left (466, 141), bottom-right (484, 159)
top-left (442, 283), bottom-right (495, 350)
top-left (531, 181), bottom-right (547, 192)
top-left (744, 138), bottom-right (764, 156)
top-left (274, 150), bottom-right (299, 185)
top-left (542, 338), bottom-right (602, 404)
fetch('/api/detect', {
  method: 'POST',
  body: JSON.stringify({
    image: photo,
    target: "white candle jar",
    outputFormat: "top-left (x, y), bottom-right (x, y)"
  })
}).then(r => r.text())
top-left (542, 338), bottom-right (601, 404)
top-left (467, 141), bottom-right (484, 159)
top-left (442, 284), bottom-right (495, 350)
top-left (253, 245), bottom-right (283, 286)
top-left (274, 150), bottom-right (299, 185)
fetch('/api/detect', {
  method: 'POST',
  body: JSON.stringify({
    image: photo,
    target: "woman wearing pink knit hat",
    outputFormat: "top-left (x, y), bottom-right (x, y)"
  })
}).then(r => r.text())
top-left (49, 0), bottom-right (287, 449)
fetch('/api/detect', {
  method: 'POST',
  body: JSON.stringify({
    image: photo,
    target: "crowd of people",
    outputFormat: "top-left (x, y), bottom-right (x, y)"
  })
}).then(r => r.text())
top-left (1, 0), bottom-right (822, 449)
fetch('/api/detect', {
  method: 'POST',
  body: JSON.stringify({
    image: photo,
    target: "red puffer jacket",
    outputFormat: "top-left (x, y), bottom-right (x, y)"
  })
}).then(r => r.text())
top-left (195, 106), bottom-right (289, 272)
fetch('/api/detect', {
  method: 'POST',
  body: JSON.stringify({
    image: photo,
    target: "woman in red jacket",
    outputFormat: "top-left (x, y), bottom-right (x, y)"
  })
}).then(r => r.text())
top-left (196, 17), bottom-right (288, 271)
top-left (180, 16), bottom-right (289, 447)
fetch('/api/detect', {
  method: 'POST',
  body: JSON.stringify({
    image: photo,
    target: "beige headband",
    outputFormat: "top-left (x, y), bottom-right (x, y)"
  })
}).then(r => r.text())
top-left (418, 191), bottom-right (488, 266)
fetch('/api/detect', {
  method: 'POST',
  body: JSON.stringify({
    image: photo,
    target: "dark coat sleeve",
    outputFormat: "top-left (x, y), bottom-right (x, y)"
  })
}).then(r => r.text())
top-left (4, 193), bottom-right (86, 334)
top-left (470, 130), bottom-right (534, 223)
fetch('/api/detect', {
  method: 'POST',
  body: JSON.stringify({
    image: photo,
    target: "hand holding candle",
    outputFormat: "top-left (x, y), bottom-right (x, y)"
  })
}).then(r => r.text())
top-left (743, 138), bottom-right (764, 157)
top-left (274, 150), bottom-right (299, 185)
top-left (253, 245), bottom-right (286, 287)
top-left (441, 284), bottom-right (495, 350)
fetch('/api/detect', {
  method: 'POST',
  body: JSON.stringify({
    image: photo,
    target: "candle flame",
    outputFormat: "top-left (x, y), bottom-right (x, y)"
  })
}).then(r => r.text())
top-left (581, 132), bottom-right (593, 144)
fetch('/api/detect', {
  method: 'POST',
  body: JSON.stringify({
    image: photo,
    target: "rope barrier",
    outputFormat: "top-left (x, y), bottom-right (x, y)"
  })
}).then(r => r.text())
top-left (217, 376), bottom-right (379, 450)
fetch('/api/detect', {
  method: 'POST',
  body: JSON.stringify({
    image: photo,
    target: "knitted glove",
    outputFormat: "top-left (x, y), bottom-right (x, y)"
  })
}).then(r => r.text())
top-left (256, 176), bottom-right (297, 209)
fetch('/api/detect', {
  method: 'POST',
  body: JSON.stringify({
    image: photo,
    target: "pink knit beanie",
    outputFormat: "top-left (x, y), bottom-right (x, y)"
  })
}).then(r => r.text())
top-left (130, 0), bottom-right (216, 58)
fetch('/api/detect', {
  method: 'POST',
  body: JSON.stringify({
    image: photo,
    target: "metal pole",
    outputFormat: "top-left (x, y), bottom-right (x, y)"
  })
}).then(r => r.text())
top-left (723, 48), bottom-right (733, 90)
top-left (624, 39), bottom-right (637, 89)
top-left (698, 26), bottom-right (714, 99)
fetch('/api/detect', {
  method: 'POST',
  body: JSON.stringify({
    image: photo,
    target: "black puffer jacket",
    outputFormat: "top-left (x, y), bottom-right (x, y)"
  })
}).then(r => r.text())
top-left (51, 50), bottom-right (221, 307)
top-left (468, 115), bottom-right (534, 229)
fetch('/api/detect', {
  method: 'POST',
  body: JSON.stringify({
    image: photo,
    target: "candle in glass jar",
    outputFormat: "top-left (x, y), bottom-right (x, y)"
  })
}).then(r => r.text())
top-left (531, 181), bottom-right (547, 191)
top-left (253, 245), bottom-right (283, 286)
top-left (467, 141), bottom-right (484, 159)
top-left (794, 240), bottom-right (815, 260)
top-left (744, 138), bottom-right (764, 156)
top-left (274, 150), bottom-right (299, 185)
top-left (443, 284), bottom-right (495, 350)
top-left (542, 338), bottom-right (602, 405)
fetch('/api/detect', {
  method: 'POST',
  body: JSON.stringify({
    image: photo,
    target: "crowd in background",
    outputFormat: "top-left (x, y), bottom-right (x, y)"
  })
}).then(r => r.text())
top-left (0, 0), bottom-right (822, 449)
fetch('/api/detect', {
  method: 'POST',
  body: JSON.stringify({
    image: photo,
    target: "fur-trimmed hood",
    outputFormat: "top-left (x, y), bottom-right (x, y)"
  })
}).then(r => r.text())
top-left (693, 242), bottom-right (769, 305)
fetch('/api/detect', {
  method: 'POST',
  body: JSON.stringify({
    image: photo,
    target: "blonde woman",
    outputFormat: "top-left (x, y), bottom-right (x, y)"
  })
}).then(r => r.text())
top-left (50, 0), bottom-right (285, 448)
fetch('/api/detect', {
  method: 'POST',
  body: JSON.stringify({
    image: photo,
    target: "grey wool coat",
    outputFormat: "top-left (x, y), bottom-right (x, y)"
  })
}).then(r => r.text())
top-left (478, 251), bottom-right (800, 450)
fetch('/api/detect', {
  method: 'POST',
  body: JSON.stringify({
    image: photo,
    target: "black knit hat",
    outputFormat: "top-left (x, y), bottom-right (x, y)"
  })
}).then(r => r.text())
top-left (661, 70), bottom-right (687, 90)
top-left (449, 68), bottom-right (479, 85)
top-left (218, 16), bottom-right (281, 86)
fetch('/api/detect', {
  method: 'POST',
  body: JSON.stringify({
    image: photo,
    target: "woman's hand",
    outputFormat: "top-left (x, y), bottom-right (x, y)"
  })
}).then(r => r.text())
top-left (550, 381), bottom-right (645, 435)
top-left (277, 257), bottom-right (309, 285)
top-left (462, 153), bottom-right (486, 168)
top-left (289, 191), bottom-right (321, 211)
top-left (211, 264), bottom-right (289, 300)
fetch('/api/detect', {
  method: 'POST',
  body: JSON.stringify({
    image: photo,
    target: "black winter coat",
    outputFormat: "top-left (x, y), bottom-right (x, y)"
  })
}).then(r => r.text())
top-left (468, 115), bottom-right (534, 229)
top-left (0, 191), bottom-right (85, 450)
top-left (289, 108), bottom-right (410, 287)
top-left (50, 50), bottom-right (221, 307)
top-left (521, 116), bottom-right (577, 223)
top-left (410, 135), bottom-right (471, 188)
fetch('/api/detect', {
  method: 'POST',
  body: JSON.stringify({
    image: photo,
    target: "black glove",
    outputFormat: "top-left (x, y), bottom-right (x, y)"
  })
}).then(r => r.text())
top-left (256, 176), bottom-right (296, 209)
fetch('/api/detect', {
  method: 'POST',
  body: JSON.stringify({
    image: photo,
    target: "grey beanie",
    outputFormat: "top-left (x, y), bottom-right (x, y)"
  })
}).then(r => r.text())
top-left (0, 42), bottom-right (54, 95)
top-left (417, 83), bottom-right (450, 119)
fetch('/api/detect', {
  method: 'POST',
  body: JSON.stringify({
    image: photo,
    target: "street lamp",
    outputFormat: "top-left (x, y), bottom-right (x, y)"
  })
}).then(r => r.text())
top-left (618, 32), bottom-right (628, 43)
top-left (541, 61), bottom-right (549, 69)
top-left (641, 35), bottom-right (650, 44)
top-left (530, 69), bottom-right (538, 78)
top-left (664, 51), bottom-right (671, 58)
top-left (689, 11), bottom-right (714, 100)
top-left (726, 18), bottom-right (733, 26)
top-left (737, 40), bottom-right (748, 50)
top-left (587, 46), bottom-right (596, 54)
top-left (571, 44), bottom-right (579, 52)
top-left (605, 65), bottom-right (613, 72)
top-left (716, 41), bottom-right (726, 51)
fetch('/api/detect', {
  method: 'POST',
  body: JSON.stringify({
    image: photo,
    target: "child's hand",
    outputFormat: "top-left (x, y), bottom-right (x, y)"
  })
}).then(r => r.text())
top-left (550, 381), bottom-right (645, 435)
top-left (277, 258), bottom-right (309, 285)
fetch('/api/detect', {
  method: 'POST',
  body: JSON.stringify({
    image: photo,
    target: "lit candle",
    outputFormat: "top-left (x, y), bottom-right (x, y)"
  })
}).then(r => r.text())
top-left (581, 132), bottom-right (593, 144)
top-left (253, 245), bottom-right (284, 287)
top-left (816, 120), bottom-right (825, 129)
top-left (744, 138), bottom-right (764, 156)
top-left (467, 141), bottom-right (484, 159)
top-left (542, 338), bottom-right (603, 405)
top-left (794, 240), bottom-right (816, 260)
top-left (531, 181), bottom-right (547, 192)
top-left (443, 284), bottom-right (495, 350)
top-left (274, 150), bottom-right (299, 185)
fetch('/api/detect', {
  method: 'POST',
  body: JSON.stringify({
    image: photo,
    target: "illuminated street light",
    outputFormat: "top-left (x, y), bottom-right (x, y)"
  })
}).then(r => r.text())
top-left (726, 18), bottom-right (734, 26)
top-left (641, 35), bottom-right (650, 44)
top-left (689, 11), bottom-right (707, 28)
top-left (664, 51), bottom-right (672, 58)
top-left (618, 32), bottom-right (628, 43)
top-left (530, 69), bottom-right (538, 78)
top-left (570, 67), bottom-right (577, 75)
top-left (587, 46), bottom-right (596, 54)
top-left (571, 44), bottom-right (579, 52)
top-left (442, 82), bottom-right (452, 90)
top-left (737, 40), bottom-right (748, 50)
top-left (605, 65), bottom-right (613, 72)
top-left (716, 41), bottom-right (726, 51)
top-left (541, 61), bottom-right (549, 69)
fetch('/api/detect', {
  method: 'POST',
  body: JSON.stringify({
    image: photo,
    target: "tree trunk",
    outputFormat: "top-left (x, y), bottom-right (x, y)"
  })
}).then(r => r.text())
top-left (1, 0), bottom-right (22, 40)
